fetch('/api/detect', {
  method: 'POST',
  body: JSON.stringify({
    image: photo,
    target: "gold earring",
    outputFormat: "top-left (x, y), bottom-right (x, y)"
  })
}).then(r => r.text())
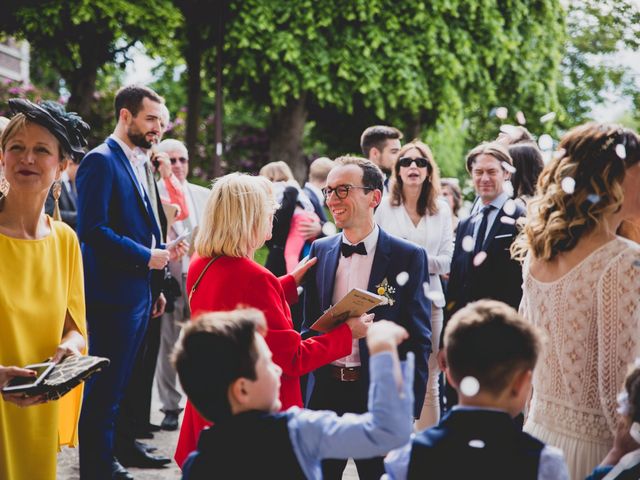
top-left (52, 181), bottom-right (62, 221)
top-left (0, 171), bottom-right (9, 198)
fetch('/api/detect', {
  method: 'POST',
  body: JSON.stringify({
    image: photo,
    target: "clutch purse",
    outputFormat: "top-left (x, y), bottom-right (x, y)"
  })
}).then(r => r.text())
top-left (38, 355), bottom-right (110, 401)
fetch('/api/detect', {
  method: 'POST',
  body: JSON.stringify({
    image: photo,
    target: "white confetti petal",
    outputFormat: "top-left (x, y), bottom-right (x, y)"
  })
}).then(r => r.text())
top-left (615, 144), bottom-right (627, 159)
top-left (587, 194), bottom-right (600, 204)
top-left (422, 282), bottom-right (431, 298)
top-left (495, 107), bottom-right (508, 120)
top-left (468, 439), bottom-right (486, 449)
top-left (499, 124), bottom-right (520, 137)
top-left (553, 148), bottom-right (566, 160)
top-left (503, 180), bottom-right (514, 197)
top-left (426, 291), bottom-right (445, 304)
top-left (396, 271), bottom-right (409, 286)
top-left (561, 177), bottom-right (575, 194)
top-left (461, 235), bottom-right (475, 252)
top-left (460, 376), bottom-right (480, 396)
top-left (538, 134), bottom-right (554, 151)
top-left (473, 251), bottom-right (487, 266)
top-left (540, 112), bottom-right (556, 123)
top-left (516, 111), bottom-right (526, 125)
top-left (501, 161), bottom-right (516, 174)
top-left (503, 199), bottom-right (517, 216)
top-left (500, 216), bottom-right (516, 225)
top-left (321, 222), bottom-right (337, 236)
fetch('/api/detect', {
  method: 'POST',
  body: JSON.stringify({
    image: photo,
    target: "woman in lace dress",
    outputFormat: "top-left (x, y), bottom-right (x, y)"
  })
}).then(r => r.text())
top-left (512, 122), bottom-right (640, 480)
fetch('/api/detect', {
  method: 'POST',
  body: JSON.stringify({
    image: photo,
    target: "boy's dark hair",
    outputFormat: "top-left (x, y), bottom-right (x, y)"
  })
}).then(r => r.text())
top-left (334, 156), bottom-right (384, 193)
top-left (360, 125), bottom-right (403, 158)
top-left (444, 300), bottom-right (542, 394)
top-left (114, 84), bottom-right (164, 120)
top-left (172, 308), bottom-right (266, 423)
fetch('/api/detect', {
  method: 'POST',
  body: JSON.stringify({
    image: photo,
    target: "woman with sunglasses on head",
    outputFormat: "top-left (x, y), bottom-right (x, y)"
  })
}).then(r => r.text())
top-left (375, 140), bottom-right (453, 430)
top-left (0, 99), bottom-right (89, 479)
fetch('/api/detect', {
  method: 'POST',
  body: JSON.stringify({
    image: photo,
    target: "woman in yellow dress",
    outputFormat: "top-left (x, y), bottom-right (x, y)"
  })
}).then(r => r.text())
top-left (0, 99), bottom-right (89, 479)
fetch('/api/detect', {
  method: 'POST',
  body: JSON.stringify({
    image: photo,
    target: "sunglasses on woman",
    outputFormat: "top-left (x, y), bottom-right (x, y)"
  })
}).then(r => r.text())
top-left (397, 157), bottom-right (429, 168)
top-left (170, 156), bottom-right (188, 165)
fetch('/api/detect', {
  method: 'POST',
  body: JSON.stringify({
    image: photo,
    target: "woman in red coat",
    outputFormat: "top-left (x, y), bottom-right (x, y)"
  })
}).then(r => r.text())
top-left (174, 173), bottom-right (368, 467)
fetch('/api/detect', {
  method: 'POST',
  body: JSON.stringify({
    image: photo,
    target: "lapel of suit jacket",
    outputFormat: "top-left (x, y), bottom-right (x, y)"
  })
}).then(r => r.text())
top-left (106, 137), bottom-right (156, 229)
top-left (320, 235), bottom-right (341, 309)
top-left (61, 182), bottom-right (76, 210)
top-left (367, 228), bottom-right (392, 292)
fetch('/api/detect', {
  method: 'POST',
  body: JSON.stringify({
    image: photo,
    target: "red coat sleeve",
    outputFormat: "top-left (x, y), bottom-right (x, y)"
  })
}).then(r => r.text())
top-left (255, 273), bottom-right (353, 377)
top-left (278, 273), bottom-right (298, 305)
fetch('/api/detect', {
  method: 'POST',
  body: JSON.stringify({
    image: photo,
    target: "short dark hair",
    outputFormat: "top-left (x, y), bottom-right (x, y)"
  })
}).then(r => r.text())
top-left (444, 300), bottom-right (542, 394)
top-left (334, 156), bottom-right (384, 192)
top-left (360, 125), bottom-right (403, 158)
top-left (114, 84), bottom-right (164, 120)
top-left (466, 141), bottom-right (513, 173)
top-left (508, 142), bottom-right (544, 199)
top-left (172, 308), bottom-right (266, 423)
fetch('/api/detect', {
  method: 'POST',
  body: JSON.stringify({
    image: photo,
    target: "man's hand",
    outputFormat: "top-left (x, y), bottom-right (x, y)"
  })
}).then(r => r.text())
top-left (151, 292), bottom-right (167, 318)
top-left (148, 249), bottom-right (170, 270)
top-left (289, 256), bottom-right (318, 286)
top-left (366, 320), bottom-right (409, 355)
top-left (298, 219), bottom-right (322, 240)
top-left (345, 313), bottom-right (373, 339)
top-left (153, 151), bottom-right (173, 179)
top-left (168, 240), bottom-right (189, 261)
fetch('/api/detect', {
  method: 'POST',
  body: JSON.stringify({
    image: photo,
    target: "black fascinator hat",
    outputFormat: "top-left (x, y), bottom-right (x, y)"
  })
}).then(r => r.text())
top-left (8, 98), bottom-right (90, 162)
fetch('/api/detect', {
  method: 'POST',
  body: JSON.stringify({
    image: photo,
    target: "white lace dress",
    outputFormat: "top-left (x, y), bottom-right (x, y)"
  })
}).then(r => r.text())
top-left (521, 238), bottom-right (640, 480)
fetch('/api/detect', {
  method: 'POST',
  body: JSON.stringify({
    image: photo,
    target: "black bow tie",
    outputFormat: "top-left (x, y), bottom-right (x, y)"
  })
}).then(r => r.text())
top-left (341, 242), bottom-right (367, 257)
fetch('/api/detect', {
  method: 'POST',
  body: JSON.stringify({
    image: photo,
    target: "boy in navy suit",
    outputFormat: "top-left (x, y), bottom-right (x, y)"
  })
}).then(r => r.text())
top-left (386, 300), bottom-right (569, 480)
top-left (174, 308), bottom-right (414, 480)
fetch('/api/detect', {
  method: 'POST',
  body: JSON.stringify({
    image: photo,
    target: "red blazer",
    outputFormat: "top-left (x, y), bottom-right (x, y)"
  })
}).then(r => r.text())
top-left (174, 254), bottom-right (352, 467)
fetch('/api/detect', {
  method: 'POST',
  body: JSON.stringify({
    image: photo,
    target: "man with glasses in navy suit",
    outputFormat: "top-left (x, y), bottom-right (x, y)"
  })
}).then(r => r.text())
top-left (302, 156), bottom-right (431, 480)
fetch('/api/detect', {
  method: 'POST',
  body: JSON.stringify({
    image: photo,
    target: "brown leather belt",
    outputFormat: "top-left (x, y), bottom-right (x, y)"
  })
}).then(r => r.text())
top-left (329, 365), bottom-right (361, 382)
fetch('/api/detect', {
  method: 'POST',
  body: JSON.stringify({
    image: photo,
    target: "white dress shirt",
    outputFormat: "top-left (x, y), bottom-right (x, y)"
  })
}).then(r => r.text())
top-left (332, 225), bottom-right (379, 367)
top-left (374, 197), bottom-right (453, 307)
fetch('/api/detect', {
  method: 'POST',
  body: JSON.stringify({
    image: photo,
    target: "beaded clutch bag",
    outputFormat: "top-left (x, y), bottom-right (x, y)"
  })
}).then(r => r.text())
top-left (38, 355), bottom-right (110, 401)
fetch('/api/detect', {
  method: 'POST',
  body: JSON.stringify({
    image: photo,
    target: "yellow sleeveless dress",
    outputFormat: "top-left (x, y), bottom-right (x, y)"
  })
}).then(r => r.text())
top-left (0, 219), bottom-right (86, 480)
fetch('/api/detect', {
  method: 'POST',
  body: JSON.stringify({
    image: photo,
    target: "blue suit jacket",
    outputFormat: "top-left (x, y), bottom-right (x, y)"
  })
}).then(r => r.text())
top-left (302, 228), bottom-right (432, 417)
top-left (76, 137), bottom-right (162, 307)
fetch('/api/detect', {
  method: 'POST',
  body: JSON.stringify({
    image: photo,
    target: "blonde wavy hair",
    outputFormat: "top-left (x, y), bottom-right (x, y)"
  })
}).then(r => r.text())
top-left (195, 173), bottom-right (277, 258)
top-left (512, 122), bottom-right (640, 262)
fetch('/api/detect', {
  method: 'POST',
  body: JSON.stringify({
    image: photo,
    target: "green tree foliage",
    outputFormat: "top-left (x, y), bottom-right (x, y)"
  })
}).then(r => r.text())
top-left (0, 0), bottom-right (180, 120)
top-left (559, 0), bottom-right (640, 126)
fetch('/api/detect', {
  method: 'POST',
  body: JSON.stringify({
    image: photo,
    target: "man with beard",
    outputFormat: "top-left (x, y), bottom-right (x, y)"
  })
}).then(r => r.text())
top-left (77, 85), bottom-right (181, 479)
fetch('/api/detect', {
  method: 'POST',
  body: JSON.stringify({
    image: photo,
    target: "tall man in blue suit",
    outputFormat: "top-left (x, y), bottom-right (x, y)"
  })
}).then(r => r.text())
top-left (302, 156), bottom-right (432, 480)
top-left (76, 85), bottom-right (179, 480)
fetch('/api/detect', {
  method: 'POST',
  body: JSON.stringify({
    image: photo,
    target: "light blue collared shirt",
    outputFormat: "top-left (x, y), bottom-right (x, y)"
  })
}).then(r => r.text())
top-left (471, 191), bottom-right (511, 245)
top-left (287, 352), bottom-right (415, 480)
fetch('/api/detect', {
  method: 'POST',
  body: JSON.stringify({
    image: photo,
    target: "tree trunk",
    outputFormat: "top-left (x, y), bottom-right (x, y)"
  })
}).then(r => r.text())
top-left (268, 93), bottom-right (308, 184)
top-left (67, 66), bottom-right (98, 121)
top-left (184, 40), bottom-right (203, 165)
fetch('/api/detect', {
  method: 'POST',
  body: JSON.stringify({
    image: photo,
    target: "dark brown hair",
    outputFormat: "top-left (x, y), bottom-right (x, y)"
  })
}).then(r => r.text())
top-left (173, 308), bottom-right (266, 422)
top-left (360, 125), bottom-right (403, 158)
top-left (466, 141), bottom-right (513, 173)
top-left (391, 140), bottom-right (441, 216)
top-left (444, 300), bottom-right (542, 394)
top-left (509, 142), bottom-right (544, 199)
top-left (114, 84), bottom-right (164, 120)
top-left (334, 156), bottom-right (384, 193)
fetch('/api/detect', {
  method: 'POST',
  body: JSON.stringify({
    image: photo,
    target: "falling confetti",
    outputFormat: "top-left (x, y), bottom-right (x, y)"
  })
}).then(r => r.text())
top-left (561, 177), bottom-right (575, 194)
top-left (468, 440), bottom-right (486, 449)
top-left (500, 216), bottom-right (516, 225)
top-left (462, 235), bottom-right (475, 252)
top-left (321, 222), bottom-right (337, 236)
top-left (503, 180), bottom-right (514, 198)
top-left (499, 124), bottom-right (520, 138)
top-left (503, 199), bottom-right (517, 216)
top-left (615, 144), bottom-right (627, 159)
top-left (516, 111), bottom-right (526, 125)
top-left (396, 271), bottom-right (409, 286)
top-left (501, 161), bottom-right (516, 174)
top-left (473, 251), bottom-right (487, 267)
top-left (460, 376), bottom-right (480, 396)
top-left (538, 134), bottom-right (554, 150)
top-left (540, 112), bottom-right (556, 123)
top-left (495, 107), bottom-right (508, 120)
top-left (553, 148), bottom-right (566, 160)
top-left (587, 194), bottom-right (600, 204)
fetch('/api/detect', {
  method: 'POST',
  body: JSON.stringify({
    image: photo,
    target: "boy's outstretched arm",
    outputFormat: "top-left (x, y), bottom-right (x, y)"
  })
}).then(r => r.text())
top-left (287, 321), bottom-right (414, 479)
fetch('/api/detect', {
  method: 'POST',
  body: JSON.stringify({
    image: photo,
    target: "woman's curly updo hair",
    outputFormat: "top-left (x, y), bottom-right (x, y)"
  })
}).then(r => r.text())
top-left (512, 122), bottom-right (640, 262)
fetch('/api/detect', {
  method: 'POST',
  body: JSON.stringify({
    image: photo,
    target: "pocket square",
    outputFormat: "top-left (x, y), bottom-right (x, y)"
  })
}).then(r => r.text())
top-left (494, 234), bottom-right (513, 239)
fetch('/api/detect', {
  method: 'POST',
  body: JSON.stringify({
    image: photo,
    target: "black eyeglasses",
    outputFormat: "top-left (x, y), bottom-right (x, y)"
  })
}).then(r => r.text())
top-left (170, 156), bottom-right (188, 165)
top-left (398, 157), bottom-right (429, 168)
top-left (322, 184), bottom-right (373, 200)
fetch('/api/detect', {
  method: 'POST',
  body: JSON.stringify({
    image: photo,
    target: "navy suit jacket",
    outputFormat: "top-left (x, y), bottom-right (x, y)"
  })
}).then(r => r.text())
top-left (445, 201), bottom-right (525, 331)
top-left (302, 228), bottom-right (432, 417)
top-left (303, 185), bottom-right (328, 223)
top-left (76, 137), bottom-right (163, 307)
